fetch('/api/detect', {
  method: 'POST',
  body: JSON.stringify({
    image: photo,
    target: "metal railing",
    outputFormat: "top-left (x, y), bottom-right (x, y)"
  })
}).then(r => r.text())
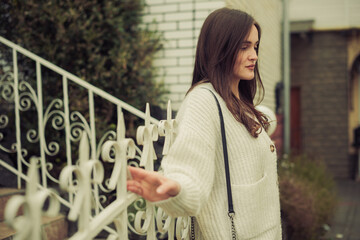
top-left (0, 36), bottom-right (190, 240)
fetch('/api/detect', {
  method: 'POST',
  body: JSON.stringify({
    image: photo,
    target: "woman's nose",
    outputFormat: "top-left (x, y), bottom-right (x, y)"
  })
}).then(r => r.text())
top-left (249, 49), bottom-right (258, 61)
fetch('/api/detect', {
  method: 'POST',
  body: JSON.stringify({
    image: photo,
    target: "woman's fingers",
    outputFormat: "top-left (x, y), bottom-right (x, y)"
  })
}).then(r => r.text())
top-left (128, 166), bottom-right (161, 184)
top-left (128, 166), bottom-right (148, 180)
top-left (127, 166), bottom-right (180, 201)
top-left (127, 179), bottom-right (143, 195)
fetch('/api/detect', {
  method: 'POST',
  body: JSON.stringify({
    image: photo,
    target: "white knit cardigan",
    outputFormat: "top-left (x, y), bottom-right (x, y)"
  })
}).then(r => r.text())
top-left (157, 83), bottom-right (282, 239)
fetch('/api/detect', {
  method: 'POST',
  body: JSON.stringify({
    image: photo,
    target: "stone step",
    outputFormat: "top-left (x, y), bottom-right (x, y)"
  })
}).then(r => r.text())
top-left (0, 188), bottom-right (25, 222)
top-left (0, 214), bottom-right (68, 240)
top-left (0, 221), bottom-right (15, 240)
top-left (0, 188), bottom-right (68, 239)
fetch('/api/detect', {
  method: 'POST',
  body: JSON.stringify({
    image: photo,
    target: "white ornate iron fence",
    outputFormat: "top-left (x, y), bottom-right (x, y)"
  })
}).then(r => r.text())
top-left (0, 36), bottom-right (190, 240)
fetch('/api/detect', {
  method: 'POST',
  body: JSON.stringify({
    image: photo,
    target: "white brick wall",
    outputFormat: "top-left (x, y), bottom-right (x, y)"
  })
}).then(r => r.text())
top-left (144, 0), bottom-right (225, 110)
top-left (144, 0), bottom-right (281, 111)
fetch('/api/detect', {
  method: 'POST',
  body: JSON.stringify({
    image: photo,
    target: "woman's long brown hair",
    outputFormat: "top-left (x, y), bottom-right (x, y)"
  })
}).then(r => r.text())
top-left (189, 8), bottom-right (269, 138)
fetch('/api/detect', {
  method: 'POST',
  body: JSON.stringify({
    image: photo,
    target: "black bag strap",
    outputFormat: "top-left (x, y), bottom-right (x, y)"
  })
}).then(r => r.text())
top-left (206, 89), bottom-right (235, 214)
top-left (191, 88), bottom-right (237, 240)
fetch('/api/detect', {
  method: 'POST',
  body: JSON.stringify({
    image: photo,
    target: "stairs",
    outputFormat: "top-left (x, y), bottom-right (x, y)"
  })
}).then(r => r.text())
top-left (0, 188), bottom-right (68, 240)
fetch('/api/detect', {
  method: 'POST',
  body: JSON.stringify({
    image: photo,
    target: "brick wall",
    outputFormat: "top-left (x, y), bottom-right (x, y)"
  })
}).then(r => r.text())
top-left (143, 0), bottom-right (225, 110)
top-left (291, 31), bottom-right (351, 178)
top-left (272, 114), bottom-right (284, 157)
top-left (347, 32), bottom-right (360, 157)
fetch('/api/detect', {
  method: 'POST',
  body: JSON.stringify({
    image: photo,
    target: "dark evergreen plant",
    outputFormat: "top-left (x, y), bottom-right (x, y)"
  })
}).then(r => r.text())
top-left (0, 0), bottom-right (166, 113)
top-left (0, 0), bottom-right (166, 180)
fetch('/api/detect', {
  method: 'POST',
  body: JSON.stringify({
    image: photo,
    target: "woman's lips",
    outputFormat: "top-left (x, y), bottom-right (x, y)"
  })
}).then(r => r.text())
top-left (246, 65), bottom-right (255, 70)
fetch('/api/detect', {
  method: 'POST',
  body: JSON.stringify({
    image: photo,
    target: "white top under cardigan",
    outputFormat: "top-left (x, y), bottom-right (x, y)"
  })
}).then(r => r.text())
top-left (156, 83), bottom-right (282, 240)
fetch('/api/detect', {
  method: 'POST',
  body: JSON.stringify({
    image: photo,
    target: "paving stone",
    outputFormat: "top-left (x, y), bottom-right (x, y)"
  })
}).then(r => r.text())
top-left (323, 180), bottom-right (360, 240)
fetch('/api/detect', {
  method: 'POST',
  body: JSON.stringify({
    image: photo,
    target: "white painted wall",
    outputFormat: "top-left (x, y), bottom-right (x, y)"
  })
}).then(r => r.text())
top-left (289, 0), bottom-right (360, 30)
top-left (226, 0), bottom-right (283, 111)
top-left (143, 0), bottom-right (282, 111)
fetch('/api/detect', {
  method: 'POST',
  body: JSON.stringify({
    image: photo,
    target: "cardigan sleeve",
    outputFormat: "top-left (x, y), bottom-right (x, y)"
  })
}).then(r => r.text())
top-left (155, 86), bottom-right (219, 217)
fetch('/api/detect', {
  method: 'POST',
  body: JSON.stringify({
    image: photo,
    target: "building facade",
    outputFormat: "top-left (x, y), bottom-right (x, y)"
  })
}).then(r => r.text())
top-left (289, 0), bottom-right (360, 178)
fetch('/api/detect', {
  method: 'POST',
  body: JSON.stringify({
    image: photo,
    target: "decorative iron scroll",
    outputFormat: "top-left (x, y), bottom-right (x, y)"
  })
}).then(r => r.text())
top-left (4, 158), bottom-right (60, 240)
top-left (0, 37), bottom-right (196, 240)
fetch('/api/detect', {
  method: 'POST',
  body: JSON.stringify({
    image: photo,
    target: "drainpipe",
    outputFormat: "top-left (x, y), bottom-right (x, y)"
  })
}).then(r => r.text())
top-left (283, 0), bottom-right (291, 155)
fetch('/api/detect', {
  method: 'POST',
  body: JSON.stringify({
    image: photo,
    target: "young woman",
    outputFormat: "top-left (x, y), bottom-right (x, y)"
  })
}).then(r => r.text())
top-left (127, 8), bottom-right (282, 239)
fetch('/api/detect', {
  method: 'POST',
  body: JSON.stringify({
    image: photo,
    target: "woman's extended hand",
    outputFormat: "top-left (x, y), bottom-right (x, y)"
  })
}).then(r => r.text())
top-left (127, 166), bottom-right (181, 202)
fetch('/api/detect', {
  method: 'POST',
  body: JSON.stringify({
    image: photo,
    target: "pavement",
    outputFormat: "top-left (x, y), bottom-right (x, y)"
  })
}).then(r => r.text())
top-left (322, 179), bottom-right (360, 240)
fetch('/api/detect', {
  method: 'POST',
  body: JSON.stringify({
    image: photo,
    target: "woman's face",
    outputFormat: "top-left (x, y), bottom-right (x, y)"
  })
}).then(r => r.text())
top-left (232, 25), bottom-right (259, 82)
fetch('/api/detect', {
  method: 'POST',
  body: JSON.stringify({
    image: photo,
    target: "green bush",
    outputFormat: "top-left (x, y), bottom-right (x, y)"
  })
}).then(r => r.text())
top-left (0, 0), bottom-right (167, 179)
top-left (0, 0), bottom-right (167, 111)
top-left (279, 154), bottom-right (338, 240)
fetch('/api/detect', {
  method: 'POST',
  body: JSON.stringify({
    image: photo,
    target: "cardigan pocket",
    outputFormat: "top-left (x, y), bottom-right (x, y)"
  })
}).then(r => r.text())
top-left (231, 173), bottom-right (280, 239)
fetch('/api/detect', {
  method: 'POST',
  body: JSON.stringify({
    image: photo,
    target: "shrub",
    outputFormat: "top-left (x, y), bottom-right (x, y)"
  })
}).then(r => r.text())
top-left (278, 154), bottom-right (338, 240)
top-left (0, 0), bottom-right (167, 112)
top-left (0, 0), bottom-right (167, 180)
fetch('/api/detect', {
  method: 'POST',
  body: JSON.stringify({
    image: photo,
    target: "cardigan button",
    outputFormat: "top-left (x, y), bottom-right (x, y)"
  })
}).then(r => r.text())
top-left (270, 144), bottom-right (275, 152)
